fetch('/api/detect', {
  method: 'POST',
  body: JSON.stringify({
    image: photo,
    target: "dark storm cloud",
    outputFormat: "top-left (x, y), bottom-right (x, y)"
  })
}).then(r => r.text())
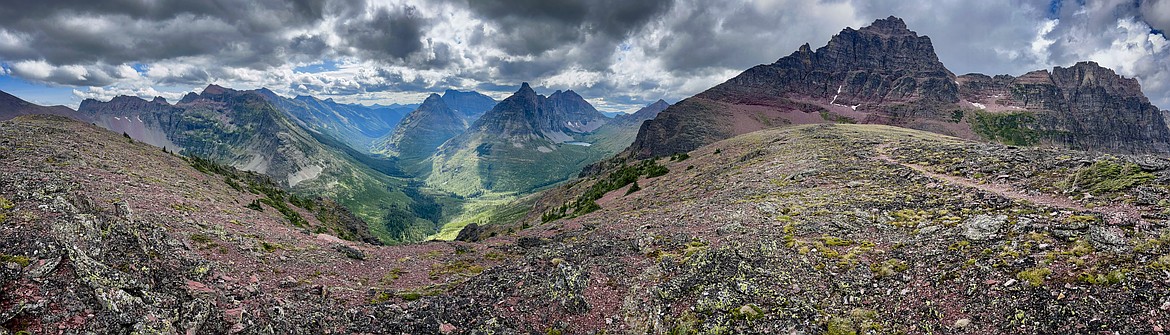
top-left (0, 0), bottom-right (336, 67)
top-left (458, 0), bottom-right (674, 55)
top-left (644, 0), bottom-right (860, 76)
top-left (340, 6), bottom-right (428, 61)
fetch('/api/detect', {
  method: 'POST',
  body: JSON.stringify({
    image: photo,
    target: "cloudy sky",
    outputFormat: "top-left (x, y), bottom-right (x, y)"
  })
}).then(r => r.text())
top-left (0, 0), bottom-right (1168, 112)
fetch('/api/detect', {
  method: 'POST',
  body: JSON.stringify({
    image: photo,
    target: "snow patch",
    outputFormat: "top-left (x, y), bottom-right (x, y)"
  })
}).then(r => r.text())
top-left (971, 102), bottom-right (987, 109)
top-left (829, 85), bottom-right (843, 105)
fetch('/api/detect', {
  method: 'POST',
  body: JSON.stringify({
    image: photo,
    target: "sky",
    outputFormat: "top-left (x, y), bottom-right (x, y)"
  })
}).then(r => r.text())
top-left (0, 0), bottom-right (1168, 113)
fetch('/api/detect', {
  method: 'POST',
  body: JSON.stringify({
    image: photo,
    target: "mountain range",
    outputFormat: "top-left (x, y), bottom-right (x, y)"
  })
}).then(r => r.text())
top-left (3, 15), bottom-right (1170, 334)
top-left (629, 16), bottom-right (1170, 158)
top-left (428, 83), bottom-right (658, 198)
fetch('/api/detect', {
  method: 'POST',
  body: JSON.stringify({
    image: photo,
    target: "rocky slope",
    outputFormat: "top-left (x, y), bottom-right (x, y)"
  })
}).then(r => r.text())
top-left (374, 94), bottom-right (470, 176)
top-left (0, 115), bottom-right (498, 334)
top-left (4, 114), bottom-right (1170, 333)
top-left (628, 16), bottom-right (1170, 159)
top-left (449, 123), bottom-right (1170, 334)
top-left (3, 87), bottom-right (453, 244)
top-left (427, 83), bottom-right (615, 197)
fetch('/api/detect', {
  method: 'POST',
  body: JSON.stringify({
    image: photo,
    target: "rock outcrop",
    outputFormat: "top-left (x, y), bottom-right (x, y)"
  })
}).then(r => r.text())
top-left (959, 62), bottom-right (1170, 154)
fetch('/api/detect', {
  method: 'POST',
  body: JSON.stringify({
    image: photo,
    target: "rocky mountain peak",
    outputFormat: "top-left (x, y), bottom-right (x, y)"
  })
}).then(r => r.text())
top-left (858, 16), bottom-right (911, 35)
top-left (1051, 61), bottom-right (1146, 99)
top-left (178, 92), bottom-right (200, 104)
top-left (109, 95), bottom-right (149, 104)
top-left (819, 16), bottom-right (949, 75)
top-left (201, 84), bottom-right (229, 95)
top-left (421, 93), bottom-right (446, 106)
top-left (151, 97), bottom-right (168, 104)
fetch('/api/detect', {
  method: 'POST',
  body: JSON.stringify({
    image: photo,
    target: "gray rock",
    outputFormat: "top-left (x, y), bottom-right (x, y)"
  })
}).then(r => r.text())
top-left (962, 215), bottom-right (1007, 241)
top-left (1088, 225), bottom-right (1129, 252)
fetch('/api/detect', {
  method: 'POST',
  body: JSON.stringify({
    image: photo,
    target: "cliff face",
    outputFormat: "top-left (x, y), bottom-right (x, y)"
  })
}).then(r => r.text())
top-left (959, 62), bottom-right (1170, 154)
top-left (628, 16), bottom-right (1170, 158)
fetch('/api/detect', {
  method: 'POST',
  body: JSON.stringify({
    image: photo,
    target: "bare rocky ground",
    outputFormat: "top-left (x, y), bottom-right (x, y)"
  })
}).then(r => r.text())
top-left (3, 115), bottom-right (1170, 334)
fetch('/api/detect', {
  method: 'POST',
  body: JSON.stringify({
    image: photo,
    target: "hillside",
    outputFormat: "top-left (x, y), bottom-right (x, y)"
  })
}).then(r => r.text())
top-left (0, 115), bottom-right (505, 333)
top-left (7, 115), bottom-right (1168, 333)
top-left (443, 123), bottom-right (1170, 333)
top-left (2, 87), bottom-right (451, 244)
top-left (629, 16), bottom-right (1170, 159)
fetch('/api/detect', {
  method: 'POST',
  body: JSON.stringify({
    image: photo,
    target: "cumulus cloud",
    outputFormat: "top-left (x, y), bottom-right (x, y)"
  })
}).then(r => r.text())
top-left (1, 0), bottom-right (1170, 112)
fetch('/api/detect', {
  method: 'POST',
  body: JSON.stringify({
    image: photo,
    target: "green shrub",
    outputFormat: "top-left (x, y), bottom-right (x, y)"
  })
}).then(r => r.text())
top-left (972, 111), bottom-right (1040, 146)
top-left (0, 254), bottom-right (31, 267)
top-left (1017, 267), bottom-right (1052, 287)
top-left (625, 181), bottom-right (642, 195)
top-left (1070, 160), bottom-right (1155, 194)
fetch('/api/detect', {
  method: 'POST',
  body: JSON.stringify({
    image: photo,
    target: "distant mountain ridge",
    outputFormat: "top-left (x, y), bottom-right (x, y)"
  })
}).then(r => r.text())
top-left (629, 16), bottom-right (1170, 158)
top-left (257, 89), bottom-right (408, 152)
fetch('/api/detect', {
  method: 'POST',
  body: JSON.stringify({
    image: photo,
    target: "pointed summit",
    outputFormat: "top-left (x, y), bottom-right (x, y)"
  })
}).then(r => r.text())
top-left (375, 92), bottom-right (466, 174)
top-left (518, 82), bottom-right (533, 93)
top-left (860, 16), bottom-right (911, 35)
top-left (422, 93), bottom-right (446, 105)
top-left (202, 84), bottom-right (228, 95)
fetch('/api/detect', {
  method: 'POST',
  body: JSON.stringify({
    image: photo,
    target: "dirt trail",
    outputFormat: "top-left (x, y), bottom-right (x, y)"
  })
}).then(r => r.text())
top-left (873, 144), bottom-right (1147, 226)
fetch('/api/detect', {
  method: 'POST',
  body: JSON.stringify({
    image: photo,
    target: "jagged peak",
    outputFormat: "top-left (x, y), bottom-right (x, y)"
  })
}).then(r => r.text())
top-left (422, 93), bottom-right (445, 105)
top-left (110, 95), bottom-right (148, 103)
top-left (201, 84), bottom-right (229, 95)
top-left (859, 16), bottom-right (912, 35)
top-left (518, 82), bottom-right (533, 93)
top-left (179, 92), bottom-right (200, 103)
top-left (151, 97), bottom-right (168, 104)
